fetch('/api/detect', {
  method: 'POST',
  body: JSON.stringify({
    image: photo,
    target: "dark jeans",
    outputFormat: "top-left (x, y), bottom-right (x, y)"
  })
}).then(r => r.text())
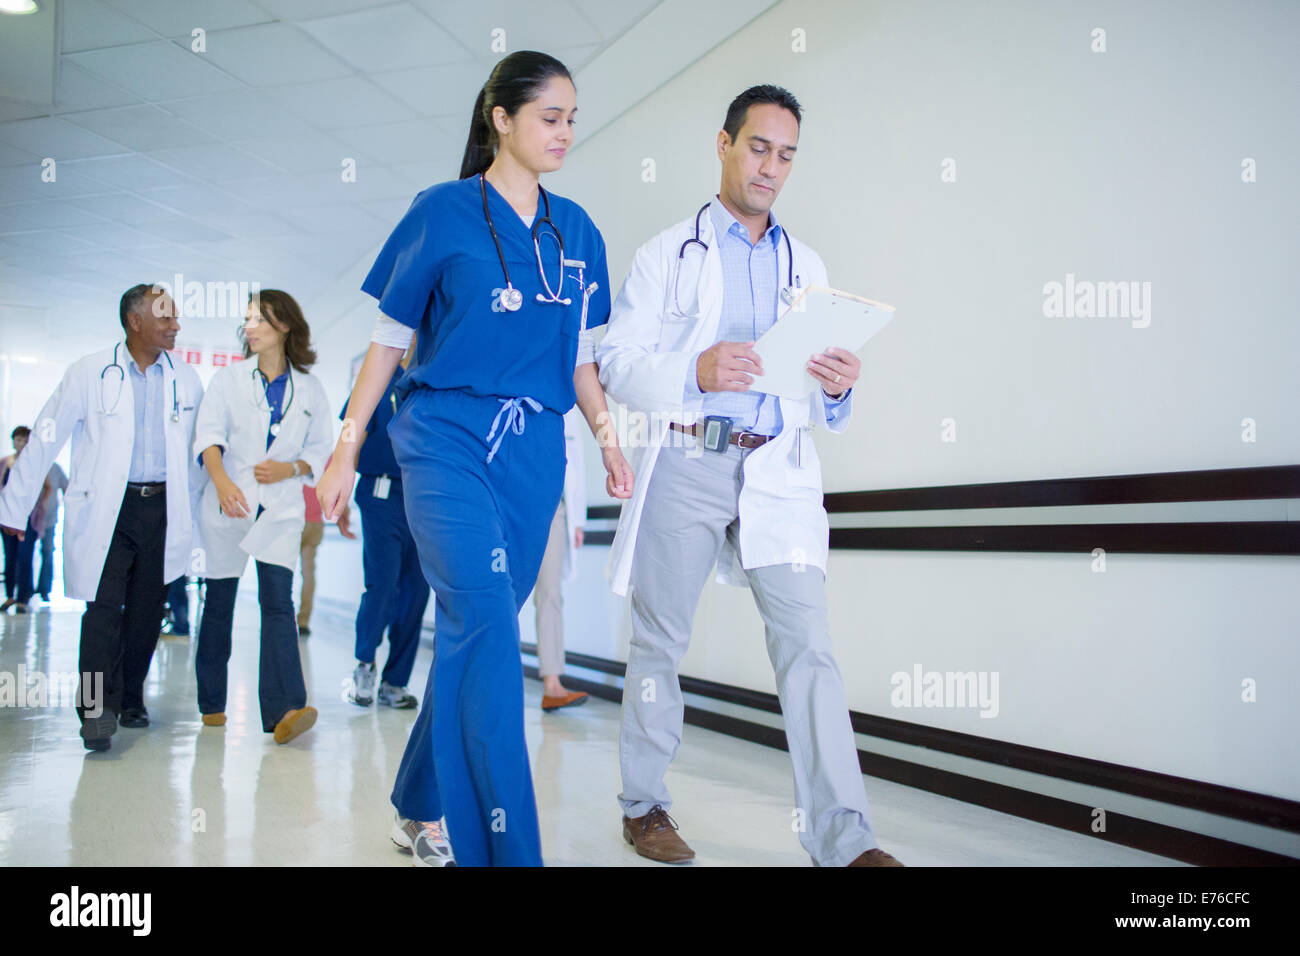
top-left (195, 561), bottom-right (307, 732)
top-left (77, 488), bottom-right (167, 722)
top-left (3, 517), bottom-right (37, 603)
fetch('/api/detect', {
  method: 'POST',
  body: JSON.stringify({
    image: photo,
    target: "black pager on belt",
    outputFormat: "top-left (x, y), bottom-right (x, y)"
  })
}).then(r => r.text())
top-left (702, 415), bottom-right (733, 453)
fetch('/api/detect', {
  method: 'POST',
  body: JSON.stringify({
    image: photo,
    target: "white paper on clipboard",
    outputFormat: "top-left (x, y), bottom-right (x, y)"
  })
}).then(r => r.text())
top-left (749, 285), bottom-right (895, 400)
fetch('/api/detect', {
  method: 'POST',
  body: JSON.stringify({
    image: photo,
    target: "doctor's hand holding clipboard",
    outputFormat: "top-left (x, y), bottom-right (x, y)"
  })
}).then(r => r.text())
top-left (803, 346), bottom-right (860, 399)
top-left (746, 286), bottom-right (891, 402)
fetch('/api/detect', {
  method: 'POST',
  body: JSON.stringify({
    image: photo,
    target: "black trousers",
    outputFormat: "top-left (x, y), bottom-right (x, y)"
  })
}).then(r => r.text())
top-left (77, 487), bottom-right (167, 722)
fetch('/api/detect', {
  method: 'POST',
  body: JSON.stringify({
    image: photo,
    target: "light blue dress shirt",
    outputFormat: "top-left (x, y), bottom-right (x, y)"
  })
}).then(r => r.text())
top-left (685, 198), bottom-right (850, 434)
top-left (127, 353), bottom-right (167, 482)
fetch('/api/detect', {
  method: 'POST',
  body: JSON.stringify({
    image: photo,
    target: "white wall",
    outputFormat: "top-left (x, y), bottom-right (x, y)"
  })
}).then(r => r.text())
top-left (306, 0), bottom-right (1299, 820)
top-left (550, 0), bottom-right (1300, 805)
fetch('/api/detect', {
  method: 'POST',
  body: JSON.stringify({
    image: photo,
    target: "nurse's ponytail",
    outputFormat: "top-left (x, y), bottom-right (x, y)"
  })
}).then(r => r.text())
top-left (458, 51), bottom-right (573, 180)
top-left (461, 85), bottom-right (493, 180)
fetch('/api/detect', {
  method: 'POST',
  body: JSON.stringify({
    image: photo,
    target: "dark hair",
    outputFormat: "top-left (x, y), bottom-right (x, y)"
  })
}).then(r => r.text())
top-left (11, 426), bottom-right (30, 440)
top-left (119, 283), bottom-right (157, 330)
top-left (722, 85), bottom-right (803, 143)
top-left (243, 289), bottom-right (317, 373)
top-left (459, 51), bottom-right (573, 180)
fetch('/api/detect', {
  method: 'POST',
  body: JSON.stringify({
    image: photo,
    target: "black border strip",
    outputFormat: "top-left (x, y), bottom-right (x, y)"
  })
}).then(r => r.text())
top-left (521, 644), bottom-right (1300, 845)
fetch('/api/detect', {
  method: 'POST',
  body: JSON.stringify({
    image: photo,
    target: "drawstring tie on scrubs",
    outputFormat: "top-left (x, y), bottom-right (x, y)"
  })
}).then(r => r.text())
top-left (484, 397), bottom-right (543, 464)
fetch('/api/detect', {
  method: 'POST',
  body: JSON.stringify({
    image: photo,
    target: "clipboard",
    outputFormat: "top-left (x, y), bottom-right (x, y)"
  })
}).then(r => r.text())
top-left (749, 285), bottom-right (895, 400)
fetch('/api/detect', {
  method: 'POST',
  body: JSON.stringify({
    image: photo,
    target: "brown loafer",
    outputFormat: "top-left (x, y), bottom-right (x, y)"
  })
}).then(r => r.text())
top-left (622, 805), bottom-right (694, 863)
top-left (541, 690), bottom-right (589, 711)
top-left (201, 713), bottom-right (226, 727)
top-left (273, 706), bottom-right (317, 744)
top-left (848, 848), bottom-right (904, 867)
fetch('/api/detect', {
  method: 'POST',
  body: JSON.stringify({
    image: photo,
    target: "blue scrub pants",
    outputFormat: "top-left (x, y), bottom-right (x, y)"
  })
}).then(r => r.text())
top-left (166, 575), bottom-right (190, 636)
top-left (354, 474), bottom-right (427, 688)
top-left (37, 525), bottom-right (56, 598)
top-left (388, 387), bottom-right (564, 867)
top-left (2, 516), bottom-right (37, 603)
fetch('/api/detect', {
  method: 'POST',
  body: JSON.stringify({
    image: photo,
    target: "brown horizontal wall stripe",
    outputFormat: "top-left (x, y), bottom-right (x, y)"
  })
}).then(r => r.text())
top-left (588, 465), bottom-right (1300, 521)
top-left (584, 465), bottom-right (1300, 555)
top-left (824, 464), bottom-right (1300, 513)
top-left (522, 644), bottom-right (1300, 836)
top-left (520, 655), bottom-right (1298, 865)
top-left (830, 521), bottom-right (1300, 555)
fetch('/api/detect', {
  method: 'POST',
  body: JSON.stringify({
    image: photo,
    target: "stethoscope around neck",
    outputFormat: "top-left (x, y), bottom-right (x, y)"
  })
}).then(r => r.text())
top-left (252, 362), bottom-right (295, 436)
top-left (99, 342), bottom-right (179, 421)
top-left (674, 201), bottom-right (801, 315)
top-left (480, 173), bottom-right (571, 312)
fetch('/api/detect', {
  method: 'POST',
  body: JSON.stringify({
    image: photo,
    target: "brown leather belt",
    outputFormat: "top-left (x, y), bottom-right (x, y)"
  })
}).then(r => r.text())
top-left (669, 421), bottom-right (773, 449)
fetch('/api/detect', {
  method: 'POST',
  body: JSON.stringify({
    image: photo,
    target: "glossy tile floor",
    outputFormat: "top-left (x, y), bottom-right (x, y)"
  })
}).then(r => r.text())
top-left (0, 594), bottom-right (1181, 866)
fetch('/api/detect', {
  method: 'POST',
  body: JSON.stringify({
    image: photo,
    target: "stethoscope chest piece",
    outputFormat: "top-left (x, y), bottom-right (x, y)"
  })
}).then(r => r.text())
top-left (499, 286), bottom-right (523, 312)
top-left (269, 422), bottom-right (281, 436)
top-left (481, 174), bottom-right (571, 311)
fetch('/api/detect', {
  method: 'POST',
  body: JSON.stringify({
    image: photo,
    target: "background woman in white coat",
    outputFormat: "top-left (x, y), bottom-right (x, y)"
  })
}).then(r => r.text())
top-left (193, 290), bottom-right (333, 744)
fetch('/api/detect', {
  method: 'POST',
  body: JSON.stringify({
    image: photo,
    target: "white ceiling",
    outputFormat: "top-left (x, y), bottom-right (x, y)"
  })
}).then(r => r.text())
top-left (0, 0), bottom-right (662, 349)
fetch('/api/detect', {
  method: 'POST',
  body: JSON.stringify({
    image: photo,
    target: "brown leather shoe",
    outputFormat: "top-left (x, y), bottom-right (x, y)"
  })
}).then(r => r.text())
top-left (622, 805), bottom-right (695, 863)
top-left (201, 713), bottom-right (226, 727)
top-left (273, 706), bottom-right (317, 744)
top-left (848, 848), bottom-right (904, 867)
top-left (541, 690), bottom-right (589, 711)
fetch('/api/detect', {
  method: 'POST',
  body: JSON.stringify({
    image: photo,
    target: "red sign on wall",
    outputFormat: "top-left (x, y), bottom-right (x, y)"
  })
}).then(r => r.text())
top-left (168, 347), bottom-right (246, 367)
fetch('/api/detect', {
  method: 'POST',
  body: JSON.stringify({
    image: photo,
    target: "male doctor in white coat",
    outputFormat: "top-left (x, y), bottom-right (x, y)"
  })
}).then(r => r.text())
top-left (596, 86), bottom-right (902, 867)
top-left (0, 284), bottom-right (204, 751)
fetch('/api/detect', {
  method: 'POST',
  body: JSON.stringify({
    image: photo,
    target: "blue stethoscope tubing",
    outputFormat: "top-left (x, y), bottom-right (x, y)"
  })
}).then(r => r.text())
top-left (479, 174), bottom-right (571, 311)
top-left (100, 342), bottom-right (179, 421)
top-left (674, 202), bottom-right (800, 314)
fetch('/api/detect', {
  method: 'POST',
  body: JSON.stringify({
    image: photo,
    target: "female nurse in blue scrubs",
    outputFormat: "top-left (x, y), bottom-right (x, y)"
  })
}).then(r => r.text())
top-left (316, 51), bottom-right (633, 867)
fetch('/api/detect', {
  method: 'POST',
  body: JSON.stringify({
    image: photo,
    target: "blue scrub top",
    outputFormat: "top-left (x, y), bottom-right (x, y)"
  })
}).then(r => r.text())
top-left (339, 365), bottom-right (403, 477)
top-left (259, 369), bottom-right (289, 450)
top-left (361, 175), bottom-right (612, 415)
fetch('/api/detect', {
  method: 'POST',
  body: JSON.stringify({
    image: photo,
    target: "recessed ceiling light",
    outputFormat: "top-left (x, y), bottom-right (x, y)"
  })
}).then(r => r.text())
top-left (0, 0), bottom-right (40, 15)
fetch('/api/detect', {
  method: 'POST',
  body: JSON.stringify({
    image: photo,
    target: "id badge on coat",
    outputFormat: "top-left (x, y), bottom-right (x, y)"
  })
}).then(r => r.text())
top-left (372, 476), bottom-right (391, 500)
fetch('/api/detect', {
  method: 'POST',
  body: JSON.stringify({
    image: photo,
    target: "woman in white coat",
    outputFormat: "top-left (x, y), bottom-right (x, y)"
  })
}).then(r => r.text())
top-left (192, 290), bottom-right (333, 744)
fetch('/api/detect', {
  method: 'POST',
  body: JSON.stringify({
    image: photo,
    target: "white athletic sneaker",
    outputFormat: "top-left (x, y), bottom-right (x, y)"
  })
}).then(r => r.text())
top-left (378, 681), bottom-right (417, 709)
top-left (350, 661), bottom-right (377, 706)
top-left (391, 812), bottom-right (456, 867)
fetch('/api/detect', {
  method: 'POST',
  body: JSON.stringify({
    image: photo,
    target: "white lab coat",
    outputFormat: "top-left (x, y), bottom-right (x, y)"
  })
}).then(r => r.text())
top-left (596, 209), bottom-right (851, 597)
top-left (192, 362), bottom-right (333, 579)
top-left (560, 407), bottom-right (587, 581)
top-left (0, 343), bottom-right (205, 601)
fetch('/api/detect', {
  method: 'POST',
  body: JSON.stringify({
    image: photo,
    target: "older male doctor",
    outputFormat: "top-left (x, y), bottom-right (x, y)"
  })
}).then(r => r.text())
top-left (0, 284), bottom-right (204, 751)
top-left (597, 86), bottom-right (901, 867)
